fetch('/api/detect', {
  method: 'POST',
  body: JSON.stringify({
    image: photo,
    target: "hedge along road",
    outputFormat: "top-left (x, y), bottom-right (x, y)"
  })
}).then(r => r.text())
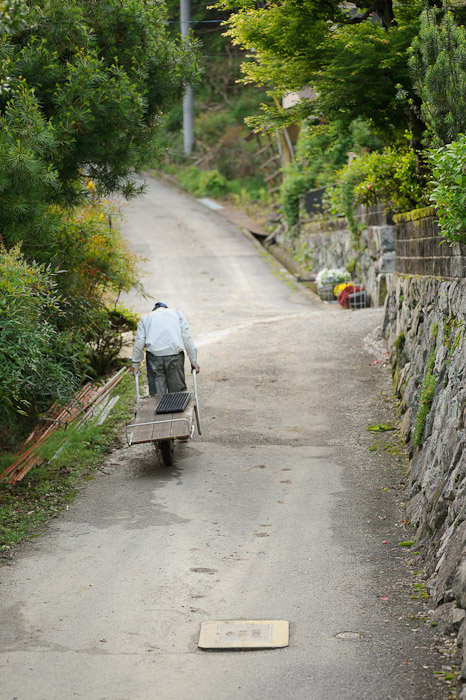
top-left (0, 176), bottom-right (451, 700)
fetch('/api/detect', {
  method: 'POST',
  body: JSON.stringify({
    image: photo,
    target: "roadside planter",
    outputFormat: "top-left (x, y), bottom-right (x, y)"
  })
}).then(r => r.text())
top-left (316, 268), bottom-right (351, 301)
top-left (336, 283), bottom-right (367, 309)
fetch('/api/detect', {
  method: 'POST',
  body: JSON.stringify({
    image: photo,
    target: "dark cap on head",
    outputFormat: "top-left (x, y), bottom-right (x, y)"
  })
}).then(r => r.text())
top-left (153, 302), bottom-right (168, 310)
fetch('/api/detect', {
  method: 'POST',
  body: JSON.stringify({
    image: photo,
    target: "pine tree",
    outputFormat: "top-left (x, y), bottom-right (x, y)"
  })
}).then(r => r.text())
top-left (410, 9), bottom-right (466, 145)
top-left (0, 0), bottom-right (200, 249)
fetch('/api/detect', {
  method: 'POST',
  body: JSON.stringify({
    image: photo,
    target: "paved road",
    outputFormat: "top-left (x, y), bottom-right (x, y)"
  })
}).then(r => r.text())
top-left (0, 177), bottom-right (449, 700)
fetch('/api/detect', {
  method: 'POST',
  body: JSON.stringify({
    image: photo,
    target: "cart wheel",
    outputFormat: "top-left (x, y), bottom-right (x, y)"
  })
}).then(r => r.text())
top-left (160, 439), bottom-right (174, 467)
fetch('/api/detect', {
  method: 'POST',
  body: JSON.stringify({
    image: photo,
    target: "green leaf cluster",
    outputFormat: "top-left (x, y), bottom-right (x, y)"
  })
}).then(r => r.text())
top-left (213, 0), bottom-right (436, 240)
top-left (314, 21), bottom-right (420, 141)
top-left (220, 0), bottom-right (333, 96)
top-left (215, 0), bottom-right (423, 139)
top-left (351, 148), bottom-right (428, 212)
top-left (410, 9), bottom-right (466, 146)
top-left (213, 0), bottom-right (466, 253)
top-left (0, 0), bottom-right (200, 440)
top-left (429, 135), bottom-right (466, 244)
top-left (0, 202), bottom-right (141, 442)
top-left (329, 146), bottom-right (429, 239)
top-left (0, 0), bottom-right (200, 248)
top-left (279, 119), bottom-right (381, 228)
top-left (0, 245), bottom-right (86, 441)
top-left (0, 0), bottom-right (27, 35)
top-left (0, 85), bottom-right (61, 246)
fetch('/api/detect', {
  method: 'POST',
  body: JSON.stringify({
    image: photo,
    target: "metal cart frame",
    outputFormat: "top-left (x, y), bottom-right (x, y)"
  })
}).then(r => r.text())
top-left (125, 369), bottom-right (202, 466)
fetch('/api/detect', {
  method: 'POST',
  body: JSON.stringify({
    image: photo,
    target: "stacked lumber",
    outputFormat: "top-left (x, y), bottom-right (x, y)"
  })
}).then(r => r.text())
top-left (0, 367), bottom-right (129, 485)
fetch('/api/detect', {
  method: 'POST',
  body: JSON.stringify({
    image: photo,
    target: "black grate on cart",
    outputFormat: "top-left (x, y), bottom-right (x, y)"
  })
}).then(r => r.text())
top-left (155, 392), bottom-right (191, 414)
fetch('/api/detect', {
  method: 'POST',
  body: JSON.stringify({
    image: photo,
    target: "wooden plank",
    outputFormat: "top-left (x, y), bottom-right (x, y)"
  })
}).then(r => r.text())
top-left (263, 153), bottom-right (281, 167)
top-left (265, 169), bottom-right (282, 183)
top-left (256, 144), bottom-right (272, 156)
top-left (128, 395), bottom-right (194, 444)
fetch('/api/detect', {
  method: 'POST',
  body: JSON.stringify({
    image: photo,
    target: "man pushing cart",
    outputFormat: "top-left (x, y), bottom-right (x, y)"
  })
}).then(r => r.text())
top-left (126, 302), bottom-right (201, 465)
top-left (131, 301), bottom-right (200, 392)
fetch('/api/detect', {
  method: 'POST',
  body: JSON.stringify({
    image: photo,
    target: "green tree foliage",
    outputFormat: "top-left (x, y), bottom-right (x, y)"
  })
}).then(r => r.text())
top-left (0, 198), bottom-right (141, 440)
top-left (350, 148), bottom-right (428, 212)
top-left (0, 86), bottom-right (61, 246)
top-left (0, 0), bottom-right (199, 439)
top-left (215, 0), bottom-right (424, 139)
top-left (34, 197), bottom-right (141, 374)
top-left (0, 0), bottom-right (199, 248)
top-left (0, 0), bottom-right (26, 34)
top-left (329, 146), bottom-right (429, 239)
top-left (279, 122), bottom-right (356, 227)
top-left (315, 21), bottom-right (419, 141)
top-left (429, 135), bottom-right (466, 243)
top-left (0, 246), bottom-right (86, 440)
top-left (41, 198), bottom-right (141, 305)
top-left (409, 8), bottom-right (466, 145)
top-left (280, 118), bottom-right (383, 228)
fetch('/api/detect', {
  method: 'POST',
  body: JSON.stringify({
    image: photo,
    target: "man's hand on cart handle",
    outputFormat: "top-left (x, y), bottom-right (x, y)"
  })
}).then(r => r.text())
top-left (132, 366), bottom-right (139, 377)
top-left (191, 362), bottom-right (200, 374)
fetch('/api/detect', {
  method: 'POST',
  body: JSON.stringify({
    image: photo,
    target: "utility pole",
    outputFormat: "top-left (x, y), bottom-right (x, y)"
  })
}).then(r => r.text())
top-left (180, 0), bottom-right (194, 155)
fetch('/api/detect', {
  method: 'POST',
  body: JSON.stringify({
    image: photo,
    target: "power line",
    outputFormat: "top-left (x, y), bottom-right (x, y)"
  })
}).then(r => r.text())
top-left (168, 20), bottom-right (224, 23)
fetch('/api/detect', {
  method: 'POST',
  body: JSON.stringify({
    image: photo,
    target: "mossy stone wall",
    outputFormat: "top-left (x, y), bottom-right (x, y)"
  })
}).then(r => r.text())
top-left (272, 207), bottom-right (395, 306)
top-left (395, 210), bottom-right (466, 277)
top-left (384, 273), bottom-right (466, 677)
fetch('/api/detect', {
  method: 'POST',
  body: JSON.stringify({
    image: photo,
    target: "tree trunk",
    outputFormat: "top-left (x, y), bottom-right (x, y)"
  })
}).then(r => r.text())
top-left (408, 94), bottom-right (429, 183)
top-left (374, 0), bottom-right (396, 30)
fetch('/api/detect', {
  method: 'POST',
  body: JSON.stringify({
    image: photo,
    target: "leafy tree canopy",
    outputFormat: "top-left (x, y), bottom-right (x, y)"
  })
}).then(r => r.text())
top-left (0, 244), bottom-right (86, 434)
top-left (215, 0), bottom-right (425, 139)
top-left (0, 0), bottom-right (201, 436)
top-left (0, 0), bottom-right (200, 248)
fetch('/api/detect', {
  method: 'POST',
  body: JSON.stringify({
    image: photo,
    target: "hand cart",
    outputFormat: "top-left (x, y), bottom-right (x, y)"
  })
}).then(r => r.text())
top-left (125, 369), bottom-right (202, 466)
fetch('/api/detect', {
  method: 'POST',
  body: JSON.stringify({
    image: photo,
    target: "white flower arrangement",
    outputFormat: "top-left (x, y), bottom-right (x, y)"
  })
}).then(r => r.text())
top-left (316, 267), bottom-right (351, 287)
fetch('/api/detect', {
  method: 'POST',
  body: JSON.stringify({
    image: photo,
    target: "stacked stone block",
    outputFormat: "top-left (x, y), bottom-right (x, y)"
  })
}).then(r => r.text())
top-left (384, 273), bottom-right (466, 681)
top-left (273, 205), bottom-right (395, 306)
top-left (395, 209), bottom-right (466, 278)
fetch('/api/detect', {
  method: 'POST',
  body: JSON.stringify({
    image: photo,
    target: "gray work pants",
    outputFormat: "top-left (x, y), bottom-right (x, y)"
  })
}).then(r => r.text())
top-left (146, 351), bottom-right (187, 395)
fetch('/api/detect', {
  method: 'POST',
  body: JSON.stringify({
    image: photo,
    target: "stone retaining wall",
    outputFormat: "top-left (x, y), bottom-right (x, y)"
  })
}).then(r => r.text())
top-left (395, 208), bottom-right (466, 277)
top-left (273, 208), bottom-right (395, 306)
top-left (383, 274), bottom-right (466, 681)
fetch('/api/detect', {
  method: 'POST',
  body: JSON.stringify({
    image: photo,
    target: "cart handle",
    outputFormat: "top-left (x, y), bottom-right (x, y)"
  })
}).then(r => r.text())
top-left (192, 368), bottom-right (202, 435)
top-left (134, 371), bottom-right (140, 411)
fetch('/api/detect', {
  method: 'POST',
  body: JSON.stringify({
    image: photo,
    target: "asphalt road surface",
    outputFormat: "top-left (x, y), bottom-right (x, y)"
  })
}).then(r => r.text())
top-left (0, 177), bottom-right (452, 700)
